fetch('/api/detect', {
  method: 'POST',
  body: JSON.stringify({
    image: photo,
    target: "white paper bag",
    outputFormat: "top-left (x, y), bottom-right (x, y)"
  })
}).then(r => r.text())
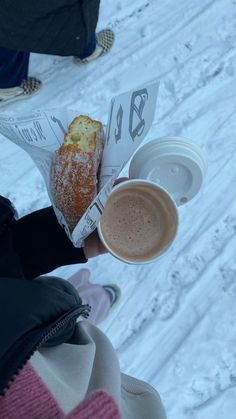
top-left (0, 81), bottom-right (159, 246)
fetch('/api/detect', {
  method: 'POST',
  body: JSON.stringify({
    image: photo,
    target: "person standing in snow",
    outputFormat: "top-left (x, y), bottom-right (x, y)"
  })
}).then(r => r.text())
top-left (0, 0), bottom-right (114, 104)
top-left (0, 195), bottom-right (167, 418)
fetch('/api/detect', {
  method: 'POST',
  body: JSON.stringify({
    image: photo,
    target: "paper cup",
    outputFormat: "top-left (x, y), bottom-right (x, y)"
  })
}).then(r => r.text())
top-left (98, 179), bottom-right (179, 264)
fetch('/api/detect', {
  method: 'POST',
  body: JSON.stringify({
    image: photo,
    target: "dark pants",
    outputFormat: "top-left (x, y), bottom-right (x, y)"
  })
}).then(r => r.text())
top-left (0, 33), bottom-right (96, 89)
top-left (0, 47), bottom-right (29, 88)
top-left (77, 33), bottom-right (96, 59)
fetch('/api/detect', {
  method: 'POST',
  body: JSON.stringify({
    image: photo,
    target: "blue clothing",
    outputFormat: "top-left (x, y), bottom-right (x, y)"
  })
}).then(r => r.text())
top-left (78, 33), bottom-right (96, 59)
top-left (0, 33), bottom-right (96, 88)
top-left (0, 47), bottom-right (29, 88)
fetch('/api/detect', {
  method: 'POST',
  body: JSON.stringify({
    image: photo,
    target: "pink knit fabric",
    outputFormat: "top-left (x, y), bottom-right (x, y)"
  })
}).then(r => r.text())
top-left (0, 363), bottom-right (120, 419)
top-left (68, 390), bottom-right (120, 419)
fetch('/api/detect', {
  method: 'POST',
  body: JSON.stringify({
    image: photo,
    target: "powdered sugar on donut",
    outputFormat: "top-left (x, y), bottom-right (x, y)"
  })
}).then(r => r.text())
top-left (51, 117), bottom-right (104, 232)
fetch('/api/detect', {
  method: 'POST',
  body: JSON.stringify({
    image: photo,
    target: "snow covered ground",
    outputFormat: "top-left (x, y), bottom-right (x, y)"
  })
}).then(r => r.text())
top-left (1, 0), bottom-right (236, 417)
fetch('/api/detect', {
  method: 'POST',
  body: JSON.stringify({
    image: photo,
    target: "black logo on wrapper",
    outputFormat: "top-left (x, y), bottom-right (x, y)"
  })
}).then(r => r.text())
top-left (51, 116), bottom-right (66, 135)
top-left (114, 105), bottom-right (123, 143)
top-left (129, 89), bottom-right (148, 141)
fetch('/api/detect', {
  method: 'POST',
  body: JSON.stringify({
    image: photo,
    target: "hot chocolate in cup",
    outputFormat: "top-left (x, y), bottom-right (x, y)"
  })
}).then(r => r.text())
top-left (98, 179), bottom-right (179, 264)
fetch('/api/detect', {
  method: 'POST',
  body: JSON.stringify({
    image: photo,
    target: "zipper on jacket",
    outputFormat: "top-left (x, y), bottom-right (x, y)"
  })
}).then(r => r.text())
top-left (39, 303), bottom-right (91, 346)
top-left (2, 304), bottom-right (91, 395)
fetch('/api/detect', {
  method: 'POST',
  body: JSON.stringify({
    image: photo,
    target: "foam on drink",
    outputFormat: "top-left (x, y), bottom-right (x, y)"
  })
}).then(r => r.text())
top-left (100, 183), bottom-right (177, 262)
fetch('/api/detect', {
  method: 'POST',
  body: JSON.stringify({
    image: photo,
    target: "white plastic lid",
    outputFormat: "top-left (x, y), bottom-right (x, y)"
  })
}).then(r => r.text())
top-left (129, 136), bottom-right (208, 206)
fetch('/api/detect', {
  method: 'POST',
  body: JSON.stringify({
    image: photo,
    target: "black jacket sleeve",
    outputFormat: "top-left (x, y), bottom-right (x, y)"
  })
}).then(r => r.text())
top-left (0, 196), bottom-right (24, 279)
top-left (10, 206), bottom-right (87, 280)
top-left (0, 197), bottom-right (90, 395)
top-left (0, 196), bottom-right (17, 234)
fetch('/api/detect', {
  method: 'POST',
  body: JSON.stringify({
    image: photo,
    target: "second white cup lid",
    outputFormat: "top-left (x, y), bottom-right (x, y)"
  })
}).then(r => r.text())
top-left (129, 136), bottom-right (208, 206)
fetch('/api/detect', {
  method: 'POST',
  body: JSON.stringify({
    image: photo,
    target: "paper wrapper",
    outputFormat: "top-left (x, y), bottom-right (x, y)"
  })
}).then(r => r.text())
top-left (0, 81), bottom-right (159, 247)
